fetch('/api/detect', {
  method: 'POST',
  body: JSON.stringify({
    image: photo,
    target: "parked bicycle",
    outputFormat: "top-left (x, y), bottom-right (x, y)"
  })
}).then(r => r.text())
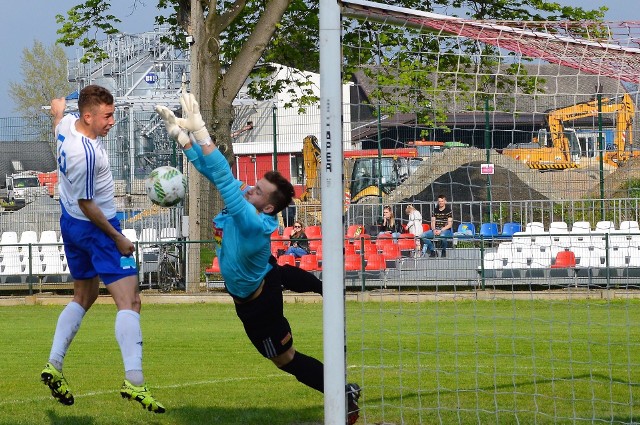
top-left (156, 241), bottom-right (184, 292)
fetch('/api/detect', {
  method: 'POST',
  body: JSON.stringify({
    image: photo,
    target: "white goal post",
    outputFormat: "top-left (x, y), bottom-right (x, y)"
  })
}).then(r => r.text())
top-left (321, 0), bottom-right (640, 424)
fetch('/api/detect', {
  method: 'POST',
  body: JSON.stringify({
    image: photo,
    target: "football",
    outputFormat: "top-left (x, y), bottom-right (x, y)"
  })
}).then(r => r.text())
top-left (145, 166), bottom-right (186, 207)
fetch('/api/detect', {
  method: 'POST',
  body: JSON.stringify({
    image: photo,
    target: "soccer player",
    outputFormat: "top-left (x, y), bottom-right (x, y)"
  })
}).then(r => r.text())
top-left (41, 85), bottom-right (165, 413)
top-left (156, 92), bottom-right (361, 424)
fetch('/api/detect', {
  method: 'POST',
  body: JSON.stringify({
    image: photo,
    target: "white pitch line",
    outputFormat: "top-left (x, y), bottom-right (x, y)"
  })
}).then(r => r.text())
top-left (1, 374), bottom-right (288, 407)
top-left (5, 366), bottom-right (363, 407)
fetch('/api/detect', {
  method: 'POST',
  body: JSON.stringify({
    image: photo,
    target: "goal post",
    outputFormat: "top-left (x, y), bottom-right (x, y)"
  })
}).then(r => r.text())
top-left (321, 0), bottom-right (640, 423)
top-left (320, 1), bottom-right (347, 424)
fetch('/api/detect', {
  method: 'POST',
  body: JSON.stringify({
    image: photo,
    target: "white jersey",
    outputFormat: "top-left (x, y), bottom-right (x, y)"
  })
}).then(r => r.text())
top-left (56, 114), bottom-right (116, 220)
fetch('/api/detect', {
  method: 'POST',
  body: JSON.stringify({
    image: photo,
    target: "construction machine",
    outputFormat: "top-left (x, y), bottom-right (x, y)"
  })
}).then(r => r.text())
top-left (301, 135), bottom-right (422, 224)
top-left (502, 93), bottom-right (635, 169)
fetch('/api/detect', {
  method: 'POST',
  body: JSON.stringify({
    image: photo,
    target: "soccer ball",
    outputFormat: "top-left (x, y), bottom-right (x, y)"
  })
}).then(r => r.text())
top-left (145, 166), bottom-right (186, 207)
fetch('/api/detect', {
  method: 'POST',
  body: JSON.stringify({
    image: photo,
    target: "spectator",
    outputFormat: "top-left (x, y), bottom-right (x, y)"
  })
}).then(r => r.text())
top-left (378, 205), bottom-right (403, 242)
top-left (421, 194), bottom-right (453, 257)
top-left (282, 200), bottom-right (297, 228)
top-left (405, 204), bottom-right (423, 255)
top-left (285, 222), bottom-right (310, 258)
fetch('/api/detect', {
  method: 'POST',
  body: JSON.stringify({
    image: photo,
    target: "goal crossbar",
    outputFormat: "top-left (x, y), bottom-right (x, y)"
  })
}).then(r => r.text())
top-left (340, 0), bottom-right (640, 84)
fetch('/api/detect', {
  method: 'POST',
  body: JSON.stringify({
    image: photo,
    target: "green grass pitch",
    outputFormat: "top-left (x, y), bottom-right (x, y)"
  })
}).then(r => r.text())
top-left (0, 299), bottom-right (638, 424)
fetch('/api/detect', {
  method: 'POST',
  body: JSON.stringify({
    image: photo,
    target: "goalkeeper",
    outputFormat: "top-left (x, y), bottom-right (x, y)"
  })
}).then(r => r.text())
top-left (156, 92), bottom-right (361, 424)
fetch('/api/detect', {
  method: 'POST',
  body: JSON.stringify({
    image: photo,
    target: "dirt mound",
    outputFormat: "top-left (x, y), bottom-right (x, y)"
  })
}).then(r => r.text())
top-left (585, 156), bottom-right (640, 198)
top-left (389, 148), bottom-right (607, 204)
top-left (401, 161), bottom-right (547, 204)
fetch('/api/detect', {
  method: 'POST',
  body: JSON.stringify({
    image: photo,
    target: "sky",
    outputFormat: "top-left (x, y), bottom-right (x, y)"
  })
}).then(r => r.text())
top-left (0, 1), bottom-right (636, 118)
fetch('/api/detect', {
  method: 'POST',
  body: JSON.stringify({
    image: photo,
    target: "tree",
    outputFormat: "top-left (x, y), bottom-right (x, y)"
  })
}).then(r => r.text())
top-left (55, 0), bottom-right (603, 289)
top-left (9, 41), bottom-right (73, 118)
top-left (55, 0), bottom-right (605, 150)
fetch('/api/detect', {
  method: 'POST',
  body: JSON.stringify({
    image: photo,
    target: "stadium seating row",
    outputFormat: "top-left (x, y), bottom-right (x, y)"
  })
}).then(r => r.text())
top-left (480, 243), bottom-right (640, 278)
top-left (520, 220), bottom-right (640, 235)
top-left (0, 226), bottom-right (184, 250)
top-left (0, 228), bottom-right (182, 285)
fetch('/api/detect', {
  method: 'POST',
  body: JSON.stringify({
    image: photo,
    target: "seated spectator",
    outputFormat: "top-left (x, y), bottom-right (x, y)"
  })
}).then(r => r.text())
top-left (421, 194), bottom-right (453, 257)
top-left (284, 222), bottom-right (310, 258)
top-left (405, 204), bottom-right (423, 255)
top-left (378, 205), bottom-right (403, 242)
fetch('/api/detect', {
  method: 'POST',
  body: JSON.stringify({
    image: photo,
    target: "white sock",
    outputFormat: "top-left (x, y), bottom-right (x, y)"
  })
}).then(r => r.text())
top-left (48, 301), bottom-right (86, 370)
top-left (115, 310), bottom-right (144, 386)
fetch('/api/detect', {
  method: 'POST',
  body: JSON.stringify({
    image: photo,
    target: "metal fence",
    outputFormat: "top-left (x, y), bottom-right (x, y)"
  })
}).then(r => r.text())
top-left (2, 198), bottom-right (640, 294)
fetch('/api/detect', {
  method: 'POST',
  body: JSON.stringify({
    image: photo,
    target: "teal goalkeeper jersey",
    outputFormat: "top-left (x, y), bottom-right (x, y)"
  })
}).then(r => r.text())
top-left (184, 145), bottom-right (278, 299)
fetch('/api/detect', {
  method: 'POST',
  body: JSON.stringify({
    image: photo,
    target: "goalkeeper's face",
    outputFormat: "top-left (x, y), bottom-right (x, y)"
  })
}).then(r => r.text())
top-left (245, 178), bottom-right (276, 215)
top-left (85, 103), bottom-right (116, 138)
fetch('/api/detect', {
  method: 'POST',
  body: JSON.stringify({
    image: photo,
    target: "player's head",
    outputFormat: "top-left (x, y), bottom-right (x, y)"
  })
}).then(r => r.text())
top-left (78, 85), bottom-right (115, 138)
top-left (437, 194), bottom-right (447, 207)
top-left (245, 170), bottom-right (294, 216)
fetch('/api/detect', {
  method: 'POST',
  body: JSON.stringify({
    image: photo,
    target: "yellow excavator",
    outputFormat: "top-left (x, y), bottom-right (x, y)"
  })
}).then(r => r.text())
top-left (300, 135), bottom-right (421, 203)
top-left (300, 135), bottom-right (321, 202)
top-left (299, 135), bottom-right (423, 225)
top-left (502, 93), bottom-right (635, 169)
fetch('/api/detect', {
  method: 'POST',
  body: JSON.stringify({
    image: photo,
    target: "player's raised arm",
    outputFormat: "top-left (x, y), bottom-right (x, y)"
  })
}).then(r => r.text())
top-left (50, 97), bottom-right (66, 132)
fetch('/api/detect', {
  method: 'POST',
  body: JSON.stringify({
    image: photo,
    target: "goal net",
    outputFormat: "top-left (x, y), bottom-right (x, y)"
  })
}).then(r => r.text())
top-left (323, 1), bottom-right (640, 423)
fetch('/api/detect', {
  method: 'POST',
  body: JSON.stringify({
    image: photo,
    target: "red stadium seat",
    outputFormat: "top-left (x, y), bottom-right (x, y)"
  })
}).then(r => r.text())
top-left (345, 254), bottom-right (363, 271)
top-left (309, 239), bottom-right (322, 253)
top-left (551, 250), bottom-right (576, 268)
top-left (277, 254), bottom-right (296, 267)
top-left (361, 242), bottom-right (379, 256)
top-left (376, 233), bottom-right (394, 249)
top-left (282, 226), bottom-right (294, 239)
top-left (397, 237), bottom-right (417, 251)
top-left (299, 254), bottom-right (320, 271)
top-left (382, 244), bottom-right (402, 261)
top-left (346, 225), bottom-right (365, 239)
top-left (353, 234), bottom-right (373, 251)
top-left (305, 225), bottom-right (322, 238)
top-left (270, 240), bottom-right (287, 256)
top-left (344, 243), bottom-right (356, 256)
top-left (365, 254), bottom-right (386, 271)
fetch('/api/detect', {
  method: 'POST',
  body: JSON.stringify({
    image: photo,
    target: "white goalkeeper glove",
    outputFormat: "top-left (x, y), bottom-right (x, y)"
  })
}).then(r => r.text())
top-left (155, 105), bottom-right (191, 148)
top-left (176, 91), bottom-right (212, 146)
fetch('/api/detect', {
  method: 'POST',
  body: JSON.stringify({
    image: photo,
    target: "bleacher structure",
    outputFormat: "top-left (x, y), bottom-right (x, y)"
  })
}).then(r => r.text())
top-left (198, 219), bottom-right (640, 291)
top-left (65, 27), bottom-right (191, 183)
top-left (0, 226), bottom-right (186, 288)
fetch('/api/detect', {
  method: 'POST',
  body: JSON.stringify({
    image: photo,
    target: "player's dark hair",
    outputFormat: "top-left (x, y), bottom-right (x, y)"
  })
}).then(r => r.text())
top-left (78, 85), bottom-right (114, 114)
top-left (264, 170), bottom-right (294, 216)
top-left (437, 194), bottom-right (446, 200)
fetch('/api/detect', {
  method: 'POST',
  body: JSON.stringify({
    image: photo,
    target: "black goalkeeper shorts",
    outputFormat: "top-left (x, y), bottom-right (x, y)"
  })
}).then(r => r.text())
top-left (234, 260), bottom-right (293, 359)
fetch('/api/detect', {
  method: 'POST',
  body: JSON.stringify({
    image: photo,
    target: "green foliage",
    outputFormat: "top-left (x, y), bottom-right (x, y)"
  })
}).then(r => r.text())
top-left (620, 178), bottom-right (640, 199)
top-left (341, 1), bottom-right (604, 126)
top-left (199, 244), bottom-right (216, 281)
top-left (8, 41), bottom-right (73, 118)
top-left (54, 0), bottom-right (604, 118)
top-left (56, 0), bottom-right (121, 64)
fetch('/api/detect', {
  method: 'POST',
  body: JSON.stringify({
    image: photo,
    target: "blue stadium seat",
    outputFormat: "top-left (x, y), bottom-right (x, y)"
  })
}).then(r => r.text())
top-left (499, 222), bottom-right (522, 238)
top-left (454, 222), bottom-right (476, 238)
top-left (479, 223), bottom-right (499, 238)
